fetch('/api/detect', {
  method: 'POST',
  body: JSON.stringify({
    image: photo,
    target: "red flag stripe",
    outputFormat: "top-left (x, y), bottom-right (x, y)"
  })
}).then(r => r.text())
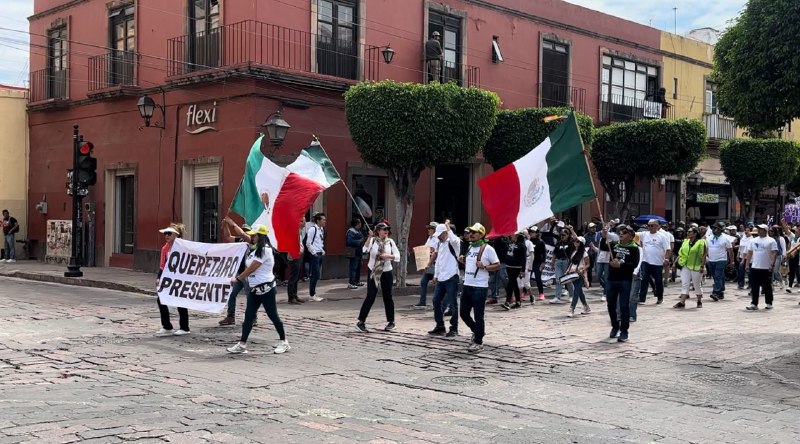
top-left (477, 164), bottom-right (522, 237)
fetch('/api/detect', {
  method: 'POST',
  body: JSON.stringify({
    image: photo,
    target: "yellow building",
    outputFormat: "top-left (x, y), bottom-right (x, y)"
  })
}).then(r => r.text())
top-left (0, 85), bottom-right (29, 259)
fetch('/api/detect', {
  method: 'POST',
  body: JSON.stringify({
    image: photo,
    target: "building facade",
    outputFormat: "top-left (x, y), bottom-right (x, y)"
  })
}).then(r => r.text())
top-left (28, 0), bottom-right (682, 273)
top-left (0, 85), bottom-right (29, 260)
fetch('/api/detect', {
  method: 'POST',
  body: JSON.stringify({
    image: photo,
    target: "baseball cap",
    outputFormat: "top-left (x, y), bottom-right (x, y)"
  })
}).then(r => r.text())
top-left (434, 224), bottom-right (448, 235)
top-left (467, 223), bottom-right (486, 236)
top-left (556, 221), bottom-right (566, 228)
top-left (528, 226), bottom-right (539, 232)
top-left (246, 224), bottom-right (269, 235)
top-left (375, 222), bottom-right (390, 231)
top-left (576, 236), bottom-right (585, 244)
top-left (426, 221), bottom-right (438, 229)
top-left (588, 223), bottom-right (596, 228)
top-left (757, 224), bottom-right (769, 230)
top-left (726, 225), bottom-right (737, 230)
top-left (159, 226), bottom-right (179, 235)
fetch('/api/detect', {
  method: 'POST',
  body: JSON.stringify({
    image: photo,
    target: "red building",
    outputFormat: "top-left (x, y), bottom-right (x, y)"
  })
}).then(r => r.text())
top-left (28, 0), bottom-right (669, 274)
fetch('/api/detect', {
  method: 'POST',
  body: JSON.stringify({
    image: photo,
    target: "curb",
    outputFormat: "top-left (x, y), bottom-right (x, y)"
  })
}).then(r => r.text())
top-left (1, 271), bottom-right (155, 296)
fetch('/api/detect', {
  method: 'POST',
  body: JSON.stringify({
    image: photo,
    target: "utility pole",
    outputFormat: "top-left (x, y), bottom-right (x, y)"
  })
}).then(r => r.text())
top-left (673, 7), bottom-right (678, 34)
top-left (65, 124), bottom-right (83, 277)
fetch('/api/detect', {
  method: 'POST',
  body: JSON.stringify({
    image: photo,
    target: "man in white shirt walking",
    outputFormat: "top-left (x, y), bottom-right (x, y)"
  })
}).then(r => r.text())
top-left (637, 219), bottom-right (671, 304)
top-left (706, 222), bottom-right (734, 301)
top-left (745, 224), bottom-right (778, 310)
top-left (305, 212), bottom-right (327, 302)
top-left (415, 222), bottom-right (439, 308)
top-left (427, 221), bottom-right (462, 337)
top-left (460, 223), bottom-right (500, 353)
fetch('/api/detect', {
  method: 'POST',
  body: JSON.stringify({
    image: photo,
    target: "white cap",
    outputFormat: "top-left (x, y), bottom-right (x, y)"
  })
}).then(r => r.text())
top-left (757, 224), bottom-right (769, 230)
top-left (556, 221), bottom-right (565, 228)
top-left (726, 225), bottom-right (737, 230)
top-left (588, 223), bottom-right (596, 228)
top-left (434, 224), bottom-right (448, 235)
top-left (612, 218), bottom-right (620, 224)
top-left (159, 226), bottom-right (179, 235)
top-left (576, 236), bottom-right (585, 244)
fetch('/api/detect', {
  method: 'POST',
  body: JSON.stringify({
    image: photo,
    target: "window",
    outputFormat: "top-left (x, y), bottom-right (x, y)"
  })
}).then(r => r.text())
top-left (317, 0), bottom-right (358, 79)
top-left (541, 40), bottom-right (570, 107)
top-left (115, 175), bottom-right (136, 254)
top-left (352, 175), bottom-right (387, 226)
top-left (491, 36), bottom-right (503, 63)
top-left (188, 0), bottom-right (220, 71)
top-left (601, 55), bottom-right (660, 121)
top-left (705, 80), bottom-right (718, 115)
top-left (47, 27), bottom-right (67, 99)
top-left (429, 11), bottom-right (462, 84)
top-left (109, 6), bottom-right (135, 85)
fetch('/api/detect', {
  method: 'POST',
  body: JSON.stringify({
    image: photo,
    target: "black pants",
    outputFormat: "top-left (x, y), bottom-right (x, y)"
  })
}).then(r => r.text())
top-left (241, 287), bottom-right (285, 343)
top-left (358, 270), bottom-right (394, 324)
top-left (789, 255), bottom-right (800, 287)
top-left (531, 262), bottom-right (544, 294)
top-left (157, 297), bottom-right (188, 331)
top-left (274, 252), bottom-right (288, 282)
top-left (505, 267), bottom-right (522, 303)
top-left (460, 286), bottom-right (487, 344)
top-left (587, 252), bottom-right (596, 284)
top-left (750, 268), bottom-right (773, 306)
top-left (287, 258), bottom-right (301, 298)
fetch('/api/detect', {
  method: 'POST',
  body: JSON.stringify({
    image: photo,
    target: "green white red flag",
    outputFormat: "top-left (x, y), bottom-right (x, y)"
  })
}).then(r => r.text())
top-left (478, 113), bottom-right (595, 236)
top-left (231, 136), bottom-right (340, 257)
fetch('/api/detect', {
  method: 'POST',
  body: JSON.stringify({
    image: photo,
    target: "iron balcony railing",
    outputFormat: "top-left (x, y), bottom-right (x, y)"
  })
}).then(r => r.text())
top-left (704, 114), bottom-right (736, 141)
top-left (29, 68), bottom-right (67, 102)
top-left (167, 20), bottom-right (381, 82)
top-left (424, 60), bottom-right (481, 88)
top-left (538, 82), bottom-right (586, 113)
top-left (88, 51), bottom-right (137, 91)
top-left (599, 93), bottom-right (674, 123)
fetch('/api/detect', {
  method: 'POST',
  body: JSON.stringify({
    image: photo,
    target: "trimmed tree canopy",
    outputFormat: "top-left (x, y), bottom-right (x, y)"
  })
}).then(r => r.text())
top-left (483, 107), bottom-right (594, 170)
top-left (713, 0), bottom-right (800, 135)
top-left (591, 118), bottom-right (707, 218)
top-left (720, 139), bottom-right (800, 219)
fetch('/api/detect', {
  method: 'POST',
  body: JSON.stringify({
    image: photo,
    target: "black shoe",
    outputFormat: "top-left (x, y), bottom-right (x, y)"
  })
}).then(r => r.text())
top-left (710, 293), bottom-right (719, 301)
top-left (445, 329), bottom-right (458, 338)
top-left (428, 326), bottom-right (446, 335)
top-left (443, 310), bottom-right (452, 317)
top-left (609, 328), bottom-right (619, 338)
top-left (501, 302), bottom-right (511, 310)
top-left (656, 297), bottom-right (663, 305)
top-left (384, 322), bottom-right (396, 332)
top-left (510, 302), bottom-right (521, 309)
top-left (617, 333), bottom-right (629, 343)
top-left (717, 294), bottom-right (724, 300)
top-left (354, 322), bottom-right (368, 333)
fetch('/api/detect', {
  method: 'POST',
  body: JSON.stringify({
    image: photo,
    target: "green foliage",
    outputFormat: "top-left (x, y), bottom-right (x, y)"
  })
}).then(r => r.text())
top-left (483, 107), bottom-right (594, 170)
top-left (713, 0), bottom-right (800, 134)
top-left (344, 81), bottom-right (500, 170)
top-left (720, 139), bottom-right (800, 199)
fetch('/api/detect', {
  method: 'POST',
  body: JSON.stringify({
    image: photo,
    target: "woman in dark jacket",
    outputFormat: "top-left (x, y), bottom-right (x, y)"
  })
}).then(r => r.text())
top-left (346, 217), bottom-right (366, 289)
top-left (502, 232), bottom-right (529, 310)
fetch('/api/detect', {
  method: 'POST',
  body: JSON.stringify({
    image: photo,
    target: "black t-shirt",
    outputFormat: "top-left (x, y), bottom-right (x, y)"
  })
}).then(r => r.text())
top-left (2, 216), bottom-right (18, 236)
top-left (554, 241), bottom-right (572, 260)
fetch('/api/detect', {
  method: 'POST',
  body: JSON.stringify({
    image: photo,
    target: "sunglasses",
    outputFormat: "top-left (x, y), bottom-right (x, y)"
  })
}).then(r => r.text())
top-left (164, 232), bottom-right (175, 237)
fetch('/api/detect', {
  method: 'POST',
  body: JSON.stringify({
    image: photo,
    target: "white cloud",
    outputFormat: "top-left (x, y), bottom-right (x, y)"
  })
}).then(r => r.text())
top-left (0, 0), bottom-right (33, 87)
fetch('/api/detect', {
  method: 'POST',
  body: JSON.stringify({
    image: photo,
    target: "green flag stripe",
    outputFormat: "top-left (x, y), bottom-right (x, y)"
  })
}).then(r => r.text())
top-left (231, 136), bottom-right (267, 225)
top-left (301, 144), bottom-right (341, 185)
top-left (545, 113), bottom-right (596, 213)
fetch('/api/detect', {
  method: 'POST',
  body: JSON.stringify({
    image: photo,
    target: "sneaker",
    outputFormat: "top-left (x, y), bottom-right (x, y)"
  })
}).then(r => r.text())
top-left (173, 329), bottom-right (191, 336)
top-left (274, 340), bottom-right (291, 354)
top-left (629, 318), bottom-right (637, 323)
top-left (609, 328), bottom-right (619, 339)
top-left (384, 322), bottom-right (396, 332)
top-left (656, 297), bottom-right (663, 305)
top-left (765, 304), bottom-right (773, 310)
top-left (486, 299), bottom-right (498, 305)
top-left (428, 326), bottom-right (446, 335)
top-left (445, 329), bottom-right (458, 338)
top-left (510, 302), bottom-right (521, 309)
top-left (710, 293), bottom-right (719, 301)
top-left (412, 303), bottom-right (427, 309)
top-left (717, 294), bottom-right (724, 300)
top-left (288, 298), bottom-right (301, 305)
top-left (154, 328), bottom-right (173, 337)
top-left (347, 284), bottom-right (359, 289)
top-left (696, 301), bottom-right (703, 308)
top-left (538, 293), bottom-right (545, 300)
top-left (6, 259), bottom-right (15, 263)
top-left (218, 316), bottom-right (235, 326)
top-left (0, 259), bottom-right (6, 263)
top-left (581, 305), bottom-right (591, 315)
top-left (567, 308), bottom-right (575, 318)
top-left (787, 288), bottom-right (792, 293)
top-left (354, 322), bottom-right (369, 333)
top-left (500, 302), bottom-right (511, 310)
top-left (309, 295), bottom-right (324, 302)
top-left (601, 296), bottom-right (607, 302)
top-left (468, 343), bottom-right (484, 353)
top-left (617, 333), bottom-right (629, 343)
top-left (746, 304), bottom-right (759, 311)
top-left (443, 309), bottom-right (452, 317)
top-left (548, 297), bottom-right (562, 304)
top-left (226, 342), bottom-right (248, 354)
top-left (356, 282), bottom-right (365, 287)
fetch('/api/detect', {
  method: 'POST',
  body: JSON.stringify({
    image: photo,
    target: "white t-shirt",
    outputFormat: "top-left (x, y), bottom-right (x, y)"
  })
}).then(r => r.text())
top-left (246, 247), bottom-right (275, 287)
top-left (524, 239), bottom-right (534, 268)
top-left (364, 237), bottom-right (400, 271)
top-left (738, 236), bottom-right (752, 259)
top-left (706, 234), bottom-right (732, 262)
top-left (434, 231), bottom-right (462, 281)
top-left (639, 231), bottom-right (671, 265)
top-left (749, 236), bottom-right (778, 269)
top-left (464, 244), bottom-right (500, 287)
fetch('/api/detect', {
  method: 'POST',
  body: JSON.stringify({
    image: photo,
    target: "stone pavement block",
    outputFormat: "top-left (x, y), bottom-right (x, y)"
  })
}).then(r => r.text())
top-left (298, 420), bottom-right (340, 432)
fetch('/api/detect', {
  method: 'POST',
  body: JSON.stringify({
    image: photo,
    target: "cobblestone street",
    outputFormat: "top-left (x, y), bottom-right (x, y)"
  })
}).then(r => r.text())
top-left (1, 262), bottom-right (800, 443)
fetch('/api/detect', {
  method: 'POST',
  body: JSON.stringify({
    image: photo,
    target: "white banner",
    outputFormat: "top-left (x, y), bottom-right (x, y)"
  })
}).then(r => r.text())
top-left (540, 243), bottom-right (556, 281)
top-left (157, 238), bottom-right (248, 314)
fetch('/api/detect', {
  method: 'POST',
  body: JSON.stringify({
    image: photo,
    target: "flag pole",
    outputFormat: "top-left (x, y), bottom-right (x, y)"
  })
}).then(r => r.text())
top-left (310, 135), bottom-right (374, 232)
top-left (571, 112), bottom-right (605, 225)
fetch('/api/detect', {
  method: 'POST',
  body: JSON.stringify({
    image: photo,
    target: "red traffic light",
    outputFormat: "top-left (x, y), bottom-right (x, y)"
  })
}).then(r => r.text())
top-left (78, 141), bottom-right (94, 155)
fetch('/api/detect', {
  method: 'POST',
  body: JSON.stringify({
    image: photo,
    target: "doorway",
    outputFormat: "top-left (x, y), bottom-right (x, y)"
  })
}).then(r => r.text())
top-left (434, 164), bottom-right (470, 229)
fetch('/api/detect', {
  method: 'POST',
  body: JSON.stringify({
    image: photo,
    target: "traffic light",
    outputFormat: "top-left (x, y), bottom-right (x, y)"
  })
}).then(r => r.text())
top-left (76, 141), bottom-right (96, 186)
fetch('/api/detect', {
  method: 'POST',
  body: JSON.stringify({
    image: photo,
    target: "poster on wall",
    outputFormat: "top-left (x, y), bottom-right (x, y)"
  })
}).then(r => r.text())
top-left (46, 220), bottom-right (72, 260)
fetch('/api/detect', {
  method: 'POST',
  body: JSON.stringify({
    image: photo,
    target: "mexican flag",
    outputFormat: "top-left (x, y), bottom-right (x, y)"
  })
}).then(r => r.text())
top-left (231, 136), bottom-right (340, 257)
top-left (478, 113), bottom-right (595, 236)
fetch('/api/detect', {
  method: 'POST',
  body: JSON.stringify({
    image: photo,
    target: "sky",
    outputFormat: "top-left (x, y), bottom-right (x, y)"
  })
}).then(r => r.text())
top-left (0, 0), bottom-right (747, 88)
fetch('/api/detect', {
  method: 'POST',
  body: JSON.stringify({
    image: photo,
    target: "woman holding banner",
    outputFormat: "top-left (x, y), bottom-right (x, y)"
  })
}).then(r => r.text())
top-left (355, 222), bottom-right (400, 333)
top-left (155, 223), bottom-right (190, 337)
top-left (226, 224), bottom-right (290, 354)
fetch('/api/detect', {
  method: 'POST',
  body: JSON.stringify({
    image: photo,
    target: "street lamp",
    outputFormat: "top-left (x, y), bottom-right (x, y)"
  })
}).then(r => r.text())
top-left (687, 171), bottom-right (703, 186)
top-left (381, 45), bottom-right (395, 64)
top-left (137, 93), bottom-right (165, 129)
top-left (261, 110), bottom-right (291, 147)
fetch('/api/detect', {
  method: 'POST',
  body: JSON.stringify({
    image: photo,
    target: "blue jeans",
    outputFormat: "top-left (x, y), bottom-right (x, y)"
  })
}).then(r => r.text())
top-left (738, 261), bottom-right (747, 288)
top-left (595, 262), bottom-right (609, 295)
top-left (433, 274), bottom-right (459, 330)
top-left (638, 263), bottom-right (664, 302)
top-left (460, 286), bottom-right (487, 344)
top-left (630, 268), bottom-right (642, 321)
top-left (348, 254), bottom-right (362, 285)
top-left (418, 272), bottom-right (434, 305)
top-left (707, 260), bottom-right (727, 295)
top-left (226, 279), bottom-right (249, 316)
top-left (308, 253), bottom-right (323, 296)
top-left (607, 279), bottom-right (632, 335)
top-left (4, 234), bottom-right (15, 260)
top-left (553, 259), bottom-right (570, 299)
top-left (569, 280), bottom-right (586, 309)
top-left (489, 264), bottom-right (508, 300)
top-left (772, 254), bottom-right (783, 283)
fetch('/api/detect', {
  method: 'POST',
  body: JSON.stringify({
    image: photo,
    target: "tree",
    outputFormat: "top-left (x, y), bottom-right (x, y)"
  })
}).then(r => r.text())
top-left (713, 0), bottom-right (800, 136)
top-left (483, 107), bottom-right (594, 170)
top-left (590, 119), bottom-right (707, 220)
top-left (720, 139), bottom-right (800, 222)
top-left (344, 81), bottom-right (500, 286)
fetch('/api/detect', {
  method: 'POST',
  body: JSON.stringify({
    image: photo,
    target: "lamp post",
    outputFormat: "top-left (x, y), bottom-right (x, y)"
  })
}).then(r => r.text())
top-left (381, 45), bottom-right (395, 64)
top-left (137, 93), bottom-right (166, 129)
top-left (261, 110), bottom-right (291, 151)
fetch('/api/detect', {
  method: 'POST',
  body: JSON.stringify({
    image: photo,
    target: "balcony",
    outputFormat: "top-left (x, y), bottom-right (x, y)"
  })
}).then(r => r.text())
top-left (29, 68), bottom-right (67, 103)
top-left (704, 114), bottom-right (736, 142)
top-left (599, 94), bottom-right (674, 123)
top-left (538, 82), bottom-right (586, 113)
top-left (88, 51), bottom-right (137, 92)
top-left (167, 20), bottom-right (382, 86)
top-left (425, 60), bottom-right (481, 88)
